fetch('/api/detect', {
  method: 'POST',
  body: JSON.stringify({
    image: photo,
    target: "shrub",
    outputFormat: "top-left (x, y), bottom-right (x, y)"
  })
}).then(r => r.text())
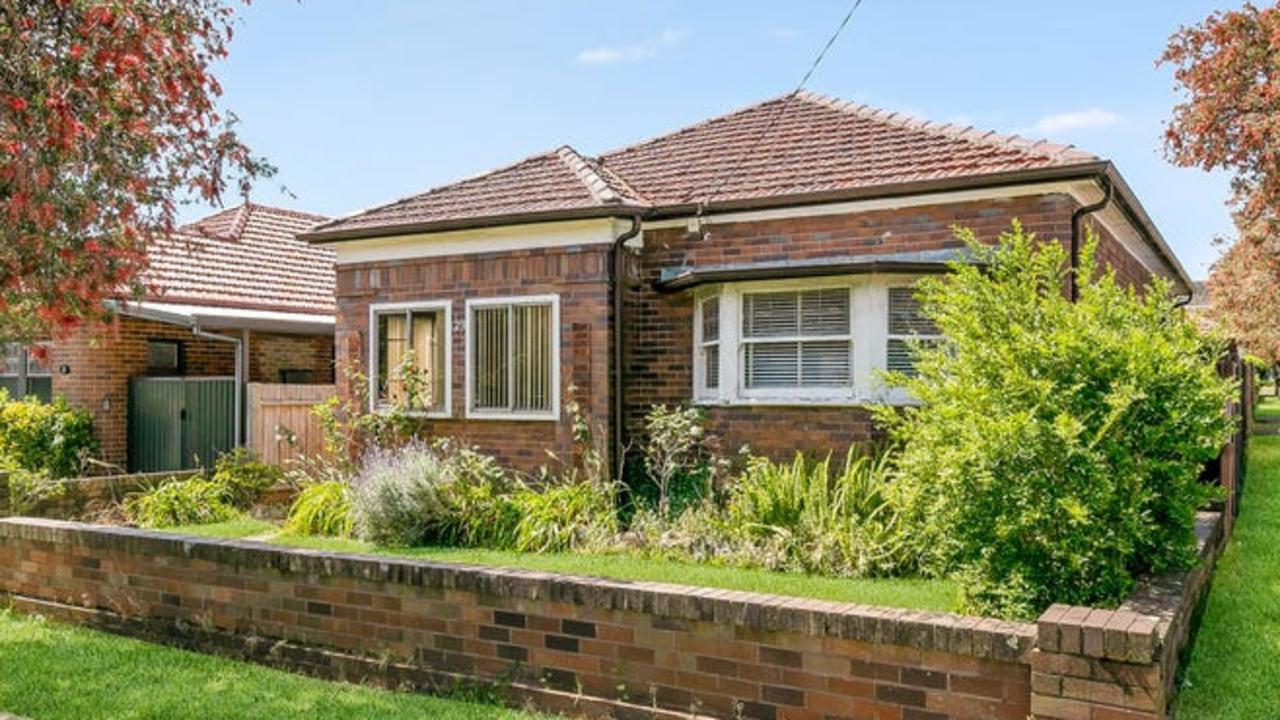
top-left (3, 461), bottom-right (64, 515)
top-left (124, 478), bottom-right (237, 528)
top-left (876, 223), bottom-right (1236, 618)
top-left (634, 405), bottom-right (725, 517)
top-left (509, 479), bottom-right (618, 553)
top-left (724, 450), bottom-right (911, 577)
top-left (212, 448), bottom-right (283, 508)
top-left (284, 481), bottom-right (353, 537)
top-left (350, 440), bottom-right (517, 547)
top-left (0, 393), bottom-right (96, 478)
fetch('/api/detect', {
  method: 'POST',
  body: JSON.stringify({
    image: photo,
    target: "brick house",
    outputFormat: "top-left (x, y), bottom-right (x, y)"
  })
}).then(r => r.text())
top-left (302, 92), bottom-right (1192, 474)
top-left (2, 203), bottom-right (336, 472)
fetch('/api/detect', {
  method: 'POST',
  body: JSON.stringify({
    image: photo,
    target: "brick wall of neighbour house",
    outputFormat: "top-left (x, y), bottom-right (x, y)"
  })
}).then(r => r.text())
top-left (246, 331), bottom-right (335, 384)
top-left (623, 192), bottom-right (1160, 460)
top-left (0, 514), bottom-right (1227, 720)
top-left (0, 518), bottom-right (1036, 720)
top-left (49, 316), bottom-right (237, 470)
top-left (334, 245), bottom-right (613, 472)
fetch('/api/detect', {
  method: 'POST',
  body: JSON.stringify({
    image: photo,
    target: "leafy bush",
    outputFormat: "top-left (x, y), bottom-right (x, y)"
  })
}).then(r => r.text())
top-left (876, 223), bottom-right (1236, 618)
top-left (633, 405), bottom-right (725, 517)
top-left (0, 393), bottom-right (96, 478)
top-left (124, 478), bottom-right (237, 528)
top-left (284, 481), bottom-right (353, 537)
top-left (212, 448), bottom-right (283, 508)
top-left (724, 450), bottom-right (911, 577)
top-left (3, 461), bottom-right (64, 515)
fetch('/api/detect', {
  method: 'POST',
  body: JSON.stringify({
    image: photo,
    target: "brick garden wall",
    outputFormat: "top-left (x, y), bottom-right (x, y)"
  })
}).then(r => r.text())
top-left (0, 514), bottom-right (1226, 720)
top-left (0, 518), bottom-right (1034, 720)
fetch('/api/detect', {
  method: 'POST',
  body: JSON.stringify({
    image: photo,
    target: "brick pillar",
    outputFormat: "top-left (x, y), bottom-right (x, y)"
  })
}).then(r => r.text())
top-left (1030, 604), bottom-right (1165, 719)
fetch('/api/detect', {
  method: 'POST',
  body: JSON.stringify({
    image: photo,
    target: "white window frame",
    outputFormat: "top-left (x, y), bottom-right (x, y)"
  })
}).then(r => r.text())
top-left (367, 300), bottom-right (452, 418)
top-left (692, 274), bottom-right (928, 407)
top-left (464, 293), bottom-right (561, 421)
top-left (693, 293), bottom-right (721, 402)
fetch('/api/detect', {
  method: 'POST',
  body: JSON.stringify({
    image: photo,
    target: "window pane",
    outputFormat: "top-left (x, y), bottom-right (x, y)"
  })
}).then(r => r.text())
top-left (743, 292), bottom-right (798, 338)
top-left (888, 287), bottom-right (939, 335)
top-left (3, 343), bottom-right (21, 375)
top-left (704, 345), bottom-right (719, 389)
top-left (800, 341), bottom-right (851, 386)
top-left (472, 306), bottom-right (510, 410)
top-left (147, 341), bottom-right (180, 375)
top-left (377, 313), bottom-right (408, 403)
top-left (26, 343), bottom-right (51, 377)
top-left (799, 289), bottom-right (850, 336)
top-left (512, 303), bottom-right (551, 412)
top-left (409, 311), bottom-right (445, 411)
top-left (701, 296), bottom-right (720, 342)
top-left (887, 338), bottom-right (942, 376)
top-left (745, 341), bottom-right (799, 388)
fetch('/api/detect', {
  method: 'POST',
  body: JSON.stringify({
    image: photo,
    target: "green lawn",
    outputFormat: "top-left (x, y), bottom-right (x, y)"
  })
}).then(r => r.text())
top-left (161, 518), bottom-right (961, 613)
top-left (1173, 415), bottom-right (1280, 718)
top-left (0, 609), bottom-right (548, 720)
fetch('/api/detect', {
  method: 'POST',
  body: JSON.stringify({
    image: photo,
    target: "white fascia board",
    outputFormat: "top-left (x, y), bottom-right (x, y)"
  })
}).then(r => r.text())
top-left (124, 301), bottom-right (335, 334)
top-left (331, 218), bottom-right (620, 266)
top-left (639, 181), bottom-right (1088, 229)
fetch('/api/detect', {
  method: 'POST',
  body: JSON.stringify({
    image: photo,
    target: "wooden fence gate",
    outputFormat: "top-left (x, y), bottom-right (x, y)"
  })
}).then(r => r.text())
top-left (246, 383), bottom-right (336, 466)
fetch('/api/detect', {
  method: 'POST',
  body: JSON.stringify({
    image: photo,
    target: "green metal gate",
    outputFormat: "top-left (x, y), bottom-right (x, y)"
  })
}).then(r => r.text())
top-left (127, 377), bottom-right (236, 472)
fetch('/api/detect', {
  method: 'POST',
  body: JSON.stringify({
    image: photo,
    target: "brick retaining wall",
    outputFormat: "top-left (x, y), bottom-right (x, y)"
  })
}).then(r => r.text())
top-left (0, 514), bottom-right (1225, 719)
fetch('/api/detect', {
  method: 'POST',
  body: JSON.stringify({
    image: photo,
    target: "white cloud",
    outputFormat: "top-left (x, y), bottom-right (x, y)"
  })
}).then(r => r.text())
top-left (576, 29), bottom-right (688, 65)
top-left (1031, 109), bottom-right (1122, 134)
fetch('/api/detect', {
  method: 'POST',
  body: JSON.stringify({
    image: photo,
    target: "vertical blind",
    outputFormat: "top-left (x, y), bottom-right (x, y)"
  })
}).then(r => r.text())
top-left (886, 287), bottom-right (941, 376)
top-left (742, 288), bottom-right (851, 389)
top-left (472, 302), bottom-right (553, 413)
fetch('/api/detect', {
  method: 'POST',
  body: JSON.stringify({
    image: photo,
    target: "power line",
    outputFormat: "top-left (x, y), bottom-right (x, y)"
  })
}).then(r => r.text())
top-left (683, 0), bottom-right (867, 210)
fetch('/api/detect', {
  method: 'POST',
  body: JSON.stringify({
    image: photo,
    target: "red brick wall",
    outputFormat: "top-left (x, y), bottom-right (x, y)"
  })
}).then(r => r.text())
top-left (333, 193), bottom-right (1167, 470)
top-left (0, 518), bottom-right (1037, 720)
top-left (247, 331), bottom-right (334, 384)
top-left (49, 316), bottom-right (236, 468)
top-left (624, 193), bottom-right (1112, 460)
top-left (335, 246), bottom-right (613, 471)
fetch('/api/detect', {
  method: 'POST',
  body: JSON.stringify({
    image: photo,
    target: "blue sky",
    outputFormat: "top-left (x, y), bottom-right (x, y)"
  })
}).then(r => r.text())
top-left (203, 0), bottom-right (1237, 278)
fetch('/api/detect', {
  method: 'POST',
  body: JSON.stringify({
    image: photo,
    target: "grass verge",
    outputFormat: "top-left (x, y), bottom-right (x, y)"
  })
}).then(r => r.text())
top-left (1173, 428), bottom-right (1280, 718)
top-left (0, 608), bottom-right (548, 720)
top-left (155, 517), bottom-right (960, 613)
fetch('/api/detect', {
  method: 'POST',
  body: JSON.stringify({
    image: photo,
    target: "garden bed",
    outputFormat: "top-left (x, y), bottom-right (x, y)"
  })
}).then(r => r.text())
top-left (158, 517), bottom-right (961, 612)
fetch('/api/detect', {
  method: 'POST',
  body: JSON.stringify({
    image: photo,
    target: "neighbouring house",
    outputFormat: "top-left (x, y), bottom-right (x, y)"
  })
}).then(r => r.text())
top-left (302, 92), bottom-right (1192, 473)
top-left (1, 203), bottom-right (336, 473)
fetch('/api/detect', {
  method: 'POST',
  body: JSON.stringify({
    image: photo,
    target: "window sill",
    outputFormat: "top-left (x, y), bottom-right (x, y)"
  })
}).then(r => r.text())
top-left (373, 405), bottom-right (451, 420)
top-left (692, 393), bottom-right (920, 409)
top-left (464, 410), bottom-right (559, 422)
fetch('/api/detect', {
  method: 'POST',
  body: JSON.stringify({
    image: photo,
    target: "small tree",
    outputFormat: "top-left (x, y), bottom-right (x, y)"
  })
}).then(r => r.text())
top-left (0, 1), bottom-right (272, 341)
top-left (877, 222), bottom-right (1235, 618)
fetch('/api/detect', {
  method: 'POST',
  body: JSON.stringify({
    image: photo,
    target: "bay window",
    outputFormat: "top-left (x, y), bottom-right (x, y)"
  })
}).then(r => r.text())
top-left (466, 295), bottom-right (559, 419)
top-left (369, 302), bottom-right (449, 414)
top-left (693, 276), bottom-right (936, 405)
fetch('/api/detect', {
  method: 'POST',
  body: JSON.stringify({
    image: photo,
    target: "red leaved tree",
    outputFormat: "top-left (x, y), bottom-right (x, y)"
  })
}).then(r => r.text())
top-left (0, 0), bottom-right (271, 342)
top-left (1162, 2), bottom-right (1280, 365)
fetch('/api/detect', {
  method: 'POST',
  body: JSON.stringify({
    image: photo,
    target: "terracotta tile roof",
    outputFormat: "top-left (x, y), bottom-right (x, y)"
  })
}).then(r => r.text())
top-left (145, 203), bottom-right (333, 314)
top-left (599, 91), bottom-right (1097, 206)
top-left (314, 146), bottom-right (649, 237)
top-left (308, 91), bottom-right (1098, 240)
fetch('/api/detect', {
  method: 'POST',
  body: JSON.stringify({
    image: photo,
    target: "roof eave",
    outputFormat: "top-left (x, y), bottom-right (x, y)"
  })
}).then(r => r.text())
top-left (301, 204), bottom-right (650, 244)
